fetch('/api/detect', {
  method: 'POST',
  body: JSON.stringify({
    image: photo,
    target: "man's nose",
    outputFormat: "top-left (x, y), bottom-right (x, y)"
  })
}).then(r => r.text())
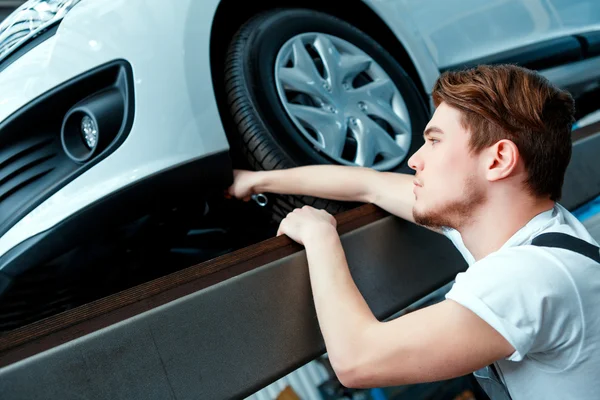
top-left (408, 147), bottom-right (423, 172)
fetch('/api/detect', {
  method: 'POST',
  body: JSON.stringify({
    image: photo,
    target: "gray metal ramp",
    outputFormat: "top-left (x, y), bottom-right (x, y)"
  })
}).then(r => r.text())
top-left (0, 214), bottom-right (466, 400)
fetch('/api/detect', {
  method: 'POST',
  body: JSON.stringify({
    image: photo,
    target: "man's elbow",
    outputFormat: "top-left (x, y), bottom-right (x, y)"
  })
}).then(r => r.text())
top-left (330, 357), bottom-right (374, 389)
top-left (333, 363), bottom-right (367, 389)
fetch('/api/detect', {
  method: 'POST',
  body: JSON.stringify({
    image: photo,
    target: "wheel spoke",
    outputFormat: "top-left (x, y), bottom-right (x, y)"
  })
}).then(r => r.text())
top-left (278, 67), bottom-right (327, 100)
top-left (353, 77), bottom-right (395, 102)
top-left (364, 117), bottom-right (406, 159)
top-left (339, 54), bottom-right (372, 82)
top-left (313, 34), bottom-right (343, 84)
top-left (313, 35), bottom-right (373, 86)
top-left (364, 99), bottom-right (411, 136)
top-left (351, 120), bottom-right (377, 167)
top-left (291, 37), bottom-right (324, 84)
top-left (288, 104), bottom-right (346, 157)
top-left (351, 117), bottom-right (407, 168)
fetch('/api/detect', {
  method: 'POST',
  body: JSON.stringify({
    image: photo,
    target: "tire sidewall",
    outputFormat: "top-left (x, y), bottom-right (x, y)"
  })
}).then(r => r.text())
top-left (239, 8), bottom-right (429, 173)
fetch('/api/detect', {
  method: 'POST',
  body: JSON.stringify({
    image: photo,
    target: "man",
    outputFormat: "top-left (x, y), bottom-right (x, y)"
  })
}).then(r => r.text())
top-left (226, 64), bottom-right (600, 399)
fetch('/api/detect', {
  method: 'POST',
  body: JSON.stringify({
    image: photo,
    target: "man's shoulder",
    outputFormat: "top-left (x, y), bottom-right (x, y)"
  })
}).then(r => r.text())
top-left (476, 246), bottom-right (538, 266)
top-left (483, 222), bottom-right (597, 265)
top-left (467, 245), bottom-right (570, 283)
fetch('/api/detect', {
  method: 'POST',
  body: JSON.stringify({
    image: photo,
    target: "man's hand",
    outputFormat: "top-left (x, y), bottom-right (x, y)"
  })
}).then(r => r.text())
top-left (277, 205), bottom-right (337, 245)
top-left (226, 170), bottom-right (261, 202)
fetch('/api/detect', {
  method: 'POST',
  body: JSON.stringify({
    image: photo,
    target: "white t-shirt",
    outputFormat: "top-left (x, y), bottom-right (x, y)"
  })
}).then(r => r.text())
top-left (443, 203), bottom-right (600, 400)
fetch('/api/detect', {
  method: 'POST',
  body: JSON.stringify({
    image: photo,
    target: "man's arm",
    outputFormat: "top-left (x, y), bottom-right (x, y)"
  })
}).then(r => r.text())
top-left (302, 225), bottom-right (514, 388)
top-left (276, 208), bottom-right (514, 388)
top-left (229, 166), bottom-right (420, 224)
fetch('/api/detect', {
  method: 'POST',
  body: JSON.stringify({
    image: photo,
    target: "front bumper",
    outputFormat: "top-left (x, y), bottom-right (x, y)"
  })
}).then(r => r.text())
top-left (0, 0), bottom-right (230, 265)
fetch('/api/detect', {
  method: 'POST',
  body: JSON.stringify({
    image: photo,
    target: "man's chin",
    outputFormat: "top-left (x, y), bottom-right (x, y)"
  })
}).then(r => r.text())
top-left (412, 206), bottom-right (452, 230)
top-left (412, 176), bottom-right (484, 230)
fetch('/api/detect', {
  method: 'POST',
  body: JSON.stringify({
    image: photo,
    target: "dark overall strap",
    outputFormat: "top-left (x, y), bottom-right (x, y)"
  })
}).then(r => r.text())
top-left (531, 232), bottom-right (600, 263)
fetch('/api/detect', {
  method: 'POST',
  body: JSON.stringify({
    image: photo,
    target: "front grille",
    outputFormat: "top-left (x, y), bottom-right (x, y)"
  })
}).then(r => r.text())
top-left (0, 138), bottom-right (56, 202)
top-left (0, 135), bottom-right (73, 234)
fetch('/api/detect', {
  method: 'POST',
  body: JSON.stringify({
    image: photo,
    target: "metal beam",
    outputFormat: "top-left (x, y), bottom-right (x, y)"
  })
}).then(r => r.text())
top-left (0, 216), bottom-right (466, 400)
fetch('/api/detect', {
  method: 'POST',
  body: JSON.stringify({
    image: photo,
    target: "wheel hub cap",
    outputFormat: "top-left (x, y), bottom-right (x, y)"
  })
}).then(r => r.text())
top-left (274, 32), bottom-right (412, 170)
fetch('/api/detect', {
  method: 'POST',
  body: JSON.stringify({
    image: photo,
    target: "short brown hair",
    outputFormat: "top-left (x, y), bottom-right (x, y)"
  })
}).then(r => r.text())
top-left (432, 64), bottom-right (575, 201)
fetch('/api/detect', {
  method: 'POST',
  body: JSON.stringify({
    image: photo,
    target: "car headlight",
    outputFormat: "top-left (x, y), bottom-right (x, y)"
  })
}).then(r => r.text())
top-left (0, 0), bottom-right (82, 62)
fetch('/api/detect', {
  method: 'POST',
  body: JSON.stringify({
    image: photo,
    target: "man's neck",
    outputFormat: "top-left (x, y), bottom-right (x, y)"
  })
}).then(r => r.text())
top-left (459, 196), bottom-right (556, 261)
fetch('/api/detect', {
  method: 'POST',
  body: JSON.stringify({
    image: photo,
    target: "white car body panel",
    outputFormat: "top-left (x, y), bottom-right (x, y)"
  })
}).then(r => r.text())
top-left (362, 0), bottom-right (441, 96)
top-left (0, 0), bottom-right (228, 258)
top-left (398, 0), bottom-right (600, 69)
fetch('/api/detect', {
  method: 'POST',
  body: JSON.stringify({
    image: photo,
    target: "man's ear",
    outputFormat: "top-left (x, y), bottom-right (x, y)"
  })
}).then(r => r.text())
top-left (484, 139), bottom-right (520, 182)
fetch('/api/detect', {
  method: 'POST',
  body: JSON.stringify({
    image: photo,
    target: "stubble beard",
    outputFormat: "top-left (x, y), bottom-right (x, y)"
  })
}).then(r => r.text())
top-left (412, 175), bottom-right (486, 231)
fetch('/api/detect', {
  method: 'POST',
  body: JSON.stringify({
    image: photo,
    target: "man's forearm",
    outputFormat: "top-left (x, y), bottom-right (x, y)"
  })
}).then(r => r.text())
top-left (254, 165), bottom-right (418, 223)
top-left (254, 165), bottom-right (377, 203)
top-left (304, 227), bottom-right (378, 374)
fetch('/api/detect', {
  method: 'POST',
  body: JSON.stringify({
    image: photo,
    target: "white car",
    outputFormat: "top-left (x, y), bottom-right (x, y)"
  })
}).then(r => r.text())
top-left (0, 0), bottom-right (599, 329)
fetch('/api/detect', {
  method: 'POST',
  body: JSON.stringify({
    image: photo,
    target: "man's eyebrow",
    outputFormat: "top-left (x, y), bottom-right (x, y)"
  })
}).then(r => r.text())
top-left (423, 126), bottom-right (444, 137)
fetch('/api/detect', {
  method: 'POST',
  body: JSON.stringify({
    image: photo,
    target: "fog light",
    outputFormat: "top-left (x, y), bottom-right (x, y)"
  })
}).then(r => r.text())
top-left (81, 115), bottom-right (98, 149)
top-left (61, 87), bottom-right (124, 163)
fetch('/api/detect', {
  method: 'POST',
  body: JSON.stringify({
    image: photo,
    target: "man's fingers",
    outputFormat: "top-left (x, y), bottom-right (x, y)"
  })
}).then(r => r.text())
top-left (276, 225), bottom-right (288, 237)
top-left (276, 218), bottom-right (287, 237)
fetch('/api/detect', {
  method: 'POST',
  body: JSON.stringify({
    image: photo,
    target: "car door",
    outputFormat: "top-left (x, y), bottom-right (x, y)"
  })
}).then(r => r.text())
top-left (398, 0), bottom-right (600, 71)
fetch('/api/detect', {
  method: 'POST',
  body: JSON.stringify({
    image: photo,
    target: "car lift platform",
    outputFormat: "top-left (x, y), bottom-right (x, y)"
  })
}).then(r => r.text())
top-left (0, 127), bottom-right (599, 400)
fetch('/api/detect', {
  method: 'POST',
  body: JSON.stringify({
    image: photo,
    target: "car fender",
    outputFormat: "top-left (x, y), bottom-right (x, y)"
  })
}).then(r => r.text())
top-left (362, 0), bottom-right (441, 100)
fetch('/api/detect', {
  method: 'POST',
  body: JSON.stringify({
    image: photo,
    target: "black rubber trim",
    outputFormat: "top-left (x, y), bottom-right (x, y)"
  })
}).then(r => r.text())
top-left (577, 31), bottom-right (600, 58)
top-left (0, 150), bottom-right (233, 281)
top-left (532, 232), bottom-right (600, 263)
top-left (440, 36), bottom-right (583, 72)
top-left (0, 22), bottom-right (59, 75)
top-left (0, 60), bottom-right (135, 238)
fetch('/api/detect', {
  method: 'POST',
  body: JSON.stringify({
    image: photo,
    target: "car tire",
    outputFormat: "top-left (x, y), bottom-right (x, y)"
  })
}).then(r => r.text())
top-left (225, 8), bottom-right (429, 220)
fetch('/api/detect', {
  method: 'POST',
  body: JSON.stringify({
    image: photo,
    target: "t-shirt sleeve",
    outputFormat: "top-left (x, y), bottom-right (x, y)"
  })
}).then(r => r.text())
top-left (445, 246), bottom-right (584, 365)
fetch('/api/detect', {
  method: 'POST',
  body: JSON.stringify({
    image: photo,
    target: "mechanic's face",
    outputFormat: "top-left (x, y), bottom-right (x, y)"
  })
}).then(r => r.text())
top-left (408, 102), bottom-right (487, 230)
